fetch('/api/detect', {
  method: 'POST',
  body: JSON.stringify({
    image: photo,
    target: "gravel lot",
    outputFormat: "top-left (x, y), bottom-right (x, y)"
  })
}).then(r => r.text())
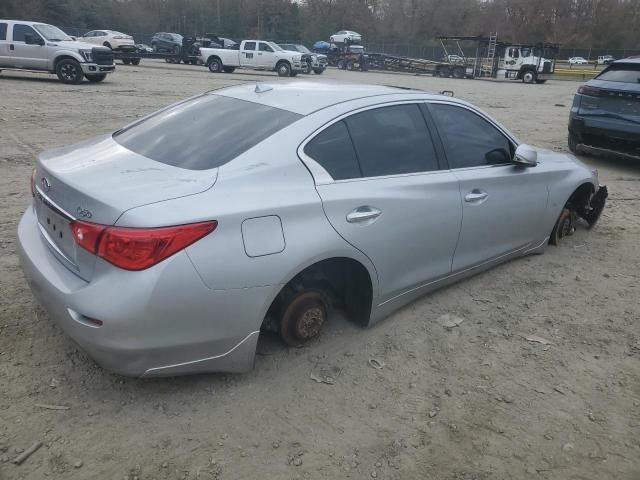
top-left (1, 61), bottom-right (639, 480)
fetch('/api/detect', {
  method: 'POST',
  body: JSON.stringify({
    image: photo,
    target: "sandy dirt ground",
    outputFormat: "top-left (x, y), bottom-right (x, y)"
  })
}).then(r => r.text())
top-left (1, 61), bottom-right (639, 480)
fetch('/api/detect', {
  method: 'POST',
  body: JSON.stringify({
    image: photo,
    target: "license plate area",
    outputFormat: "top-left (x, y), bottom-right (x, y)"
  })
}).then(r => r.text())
top-left (34, 195), bottom-right (77, 268)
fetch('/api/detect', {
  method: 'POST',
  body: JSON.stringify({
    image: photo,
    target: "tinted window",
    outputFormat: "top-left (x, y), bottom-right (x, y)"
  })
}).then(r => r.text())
top-left (430, 104), bottom-right (512, 169)
top-left (0, 23), bottom-right (7, 41)
top-left (346, 104), bottom-right (439, 177)
top-left (114, 95), bottom-right (301, 171)
top-left (243, 42), bottom-right (256, 51)
top-left (259, 42), bottom-right (273, 52)
top-left (12, 24), bottom-right (38, 42)
top-left (304, 121), bottom-right (361, 180)
top-left (597, 65), bottom-right (640, 83)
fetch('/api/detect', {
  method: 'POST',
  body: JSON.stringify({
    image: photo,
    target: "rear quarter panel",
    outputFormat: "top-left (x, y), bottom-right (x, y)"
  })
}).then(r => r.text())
top-left (115, 117), bottom-right (379, 297)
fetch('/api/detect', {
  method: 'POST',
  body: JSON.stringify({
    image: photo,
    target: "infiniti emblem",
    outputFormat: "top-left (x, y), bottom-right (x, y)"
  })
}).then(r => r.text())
top-left (41, 177), bottom-right (51, 192)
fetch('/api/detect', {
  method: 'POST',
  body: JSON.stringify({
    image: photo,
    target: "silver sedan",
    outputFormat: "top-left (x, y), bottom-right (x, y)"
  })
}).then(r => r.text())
top-left (18, 82), bottom-right (607, 377)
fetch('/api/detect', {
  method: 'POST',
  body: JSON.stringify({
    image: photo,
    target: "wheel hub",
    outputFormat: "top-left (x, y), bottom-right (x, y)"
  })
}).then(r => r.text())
top-left (294, 306), bottom-right (324, 341)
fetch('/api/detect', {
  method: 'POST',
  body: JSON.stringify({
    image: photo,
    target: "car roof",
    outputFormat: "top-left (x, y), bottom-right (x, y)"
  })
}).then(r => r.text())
top-left (612, 58), bottom-right (640, 65)
top-left (211, 81), bottom-right (461, 116)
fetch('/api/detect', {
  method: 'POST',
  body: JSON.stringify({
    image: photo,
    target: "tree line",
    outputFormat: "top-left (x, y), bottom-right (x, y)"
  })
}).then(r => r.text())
top-left (1, 0), bottom-right (639, 49)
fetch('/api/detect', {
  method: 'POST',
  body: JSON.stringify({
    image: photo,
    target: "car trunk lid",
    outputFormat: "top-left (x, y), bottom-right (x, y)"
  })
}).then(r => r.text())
top-left (34, 135), bottom-right (216, 281)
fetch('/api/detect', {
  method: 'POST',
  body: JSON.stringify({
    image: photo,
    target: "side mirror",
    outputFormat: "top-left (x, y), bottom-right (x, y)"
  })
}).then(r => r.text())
top-left (25, 33), bottom-right (44, 46)
top-left (512, 144), bottom-right (538, 167)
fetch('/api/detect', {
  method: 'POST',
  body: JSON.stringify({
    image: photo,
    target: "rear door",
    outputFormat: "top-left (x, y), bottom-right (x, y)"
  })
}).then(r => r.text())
top-left (303, 103), bottom-right (462, 302)
top-left (0, 22), bottom-right (9, 67)
top-left (82, 31), bottom-right (98, 45)
top-left (9, 23), bottom-right (48, 70)
top-left (427, 102), bottom-right (548, 272)
top-left (240, 41), bottom-right (257, 68)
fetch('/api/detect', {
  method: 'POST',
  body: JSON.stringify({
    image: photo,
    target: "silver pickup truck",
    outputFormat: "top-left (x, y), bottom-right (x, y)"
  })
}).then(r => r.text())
top-left (0, 20), bottom-right (115, 83)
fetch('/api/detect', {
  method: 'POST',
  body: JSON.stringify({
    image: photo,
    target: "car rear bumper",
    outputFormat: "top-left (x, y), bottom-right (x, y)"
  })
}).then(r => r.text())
top-left (569, 115), bottom-right (640, 157)
top-left (17, 206), bottom-right (274, 377)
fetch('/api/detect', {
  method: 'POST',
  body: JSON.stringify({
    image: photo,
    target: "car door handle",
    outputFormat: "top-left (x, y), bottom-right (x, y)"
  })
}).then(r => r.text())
top-left (464, 190), bottom-right (489, 202)
top-left (10, 44), bottom-right (14, 50)
top-left (346, 206), bottom-right (382, 223)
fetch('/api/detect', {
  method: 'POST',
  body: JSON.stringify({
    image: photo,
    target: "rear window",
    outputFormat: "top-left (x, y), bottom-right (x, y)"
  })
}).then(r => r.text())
top-left (597, 65), bottom-right (640, 83)
top-left (113, 95), bottom-right (301, 170)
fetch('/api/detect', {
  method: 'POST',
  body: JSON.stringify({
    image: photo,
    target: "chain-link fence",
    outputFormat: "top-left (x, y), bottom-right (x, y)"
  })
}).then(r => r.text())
top-left (60, 26), bottom-right (640, 61)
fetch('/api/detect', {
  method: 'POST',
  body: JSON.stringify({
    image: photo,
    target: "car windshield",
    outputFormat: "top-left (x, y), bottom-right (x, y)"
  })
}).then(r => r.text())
top-left (34, 24), bottom-right (71, 41)
top-left (597, 65), bottom-right (640, 83)
top-left (113, 94), bottom-right (302, 171)
top-left (268, 42), bottom-right (283, 51)
top-left (296, 45), bottom-right (311, 54)
top-left (171, 34), bottom-right (183, 41)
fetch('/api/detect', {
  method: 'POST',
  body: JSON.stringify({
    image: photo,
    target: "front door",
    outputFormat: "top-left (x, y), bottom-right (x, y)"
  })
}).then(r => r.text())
top-left (427, 102), bottom-right (548, 272)
top-left (10, 23), bottom-right (48, 70)
top-left (303, 103), bottom-right (463, 302)
top-left (257, 42), bottom-right (275, 69)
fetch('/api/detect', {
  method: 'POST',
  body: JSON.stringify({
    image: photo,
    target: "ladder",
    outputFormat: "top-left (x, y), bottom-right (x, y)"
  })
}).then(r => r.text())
top-left (480, 32), bottom-right (498, 77)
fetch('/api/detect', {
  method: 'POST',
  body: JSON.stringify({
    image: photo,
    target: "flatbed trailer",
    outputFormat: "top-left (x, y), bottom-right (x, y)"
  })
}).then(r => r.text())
top-left (365, 52), bottom-right (474, 78)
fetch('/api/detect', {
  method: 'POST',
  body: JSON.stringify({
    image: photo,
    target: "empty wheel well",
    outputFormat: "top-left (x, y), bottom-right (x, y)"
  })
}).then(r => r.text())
top-left (265, 258), bottom-right (373, 329)
top-left (566, 182), bottom-right (595, 216)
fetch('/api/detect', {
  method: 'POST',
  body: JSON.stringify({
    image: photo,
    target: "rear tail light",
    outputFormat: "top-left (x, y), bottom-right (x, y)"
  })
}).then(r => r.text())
top-left (69, 220), bottom-right (217, 271)
top-left (578, 85), bottom-right (601, 97)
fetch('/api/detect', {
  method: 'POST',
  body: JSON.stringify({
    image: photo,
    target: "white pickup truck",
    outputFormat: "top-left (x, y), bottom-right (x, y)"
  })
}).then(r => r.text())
top-left (0, 19), bottom-right (115, 83)
top-left (200, 40), bottom-right (304, 77)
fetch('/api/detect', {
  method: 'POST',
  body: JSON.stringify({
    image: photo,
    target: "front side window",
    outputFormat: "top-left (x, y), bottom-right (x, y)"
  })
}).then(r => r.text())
top-left (259, 42), bottom-right (273, 52)
top-left (304, 121), bottom-right (361, 180)
top-left (12, 24), bottom-right (39, 43)
top-left (243, 41), bottom-right (256, 51)
top-left (430, 104), bottom-right (513, 169)
top-left (346, 104), bottom-right (439, 177)
top-left (114, 95), bottom-right (301, 171)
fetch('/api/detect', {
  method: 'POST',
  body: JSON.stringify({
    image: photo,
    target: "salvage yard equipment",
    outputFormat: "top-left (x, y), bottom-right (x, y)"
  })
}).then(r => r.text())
top-left (363, 34), bottom-right (558, 83)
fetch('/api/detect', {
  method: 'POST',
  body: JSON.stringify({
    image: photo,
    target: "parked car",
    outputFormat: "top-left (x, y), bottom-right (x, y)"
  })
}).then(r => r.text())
top-left (80, 30), bottom-right (134, 50)
top-left (0, 19), bottom-right (115, 83)
top-left (136, 43), bottom-right (153, 54)
top-left (329, 30), bottom-right (362, 44)
top-left (597, 55), bottom-right (615, 65)
top-left (279, 43), bottom-right (327, 74)
top-left (568, 56), bottom-right (589, 65)
top-left (18, 82), bottom-right (607, 377)
top-left (200, 40), bottom-right (303, 76)
top-left (151, 32), bottom-right (183, 53)
top-left (569, 58), bottom-right (640, 159)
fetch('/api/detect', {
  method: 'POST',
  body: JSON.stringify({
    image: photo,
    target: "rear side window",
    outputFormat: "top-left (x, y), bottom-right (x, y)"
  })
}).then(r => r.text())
top-left (0, 23), bottom-right (7, 41)
top-left (430, 104), bottom-right (513, 169)
top-left (304, 121), bottom-right (361, 180)
top-left (114, 95), bottom-right (301, 170)
top-left (12, 24), bottom-right (38, 42)
top-left (597, 65), bottom-right (640, 83)
top-left (346, 104), bottom-right (439, 177)
top-left (243, 42), bottom-right (256, 51)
